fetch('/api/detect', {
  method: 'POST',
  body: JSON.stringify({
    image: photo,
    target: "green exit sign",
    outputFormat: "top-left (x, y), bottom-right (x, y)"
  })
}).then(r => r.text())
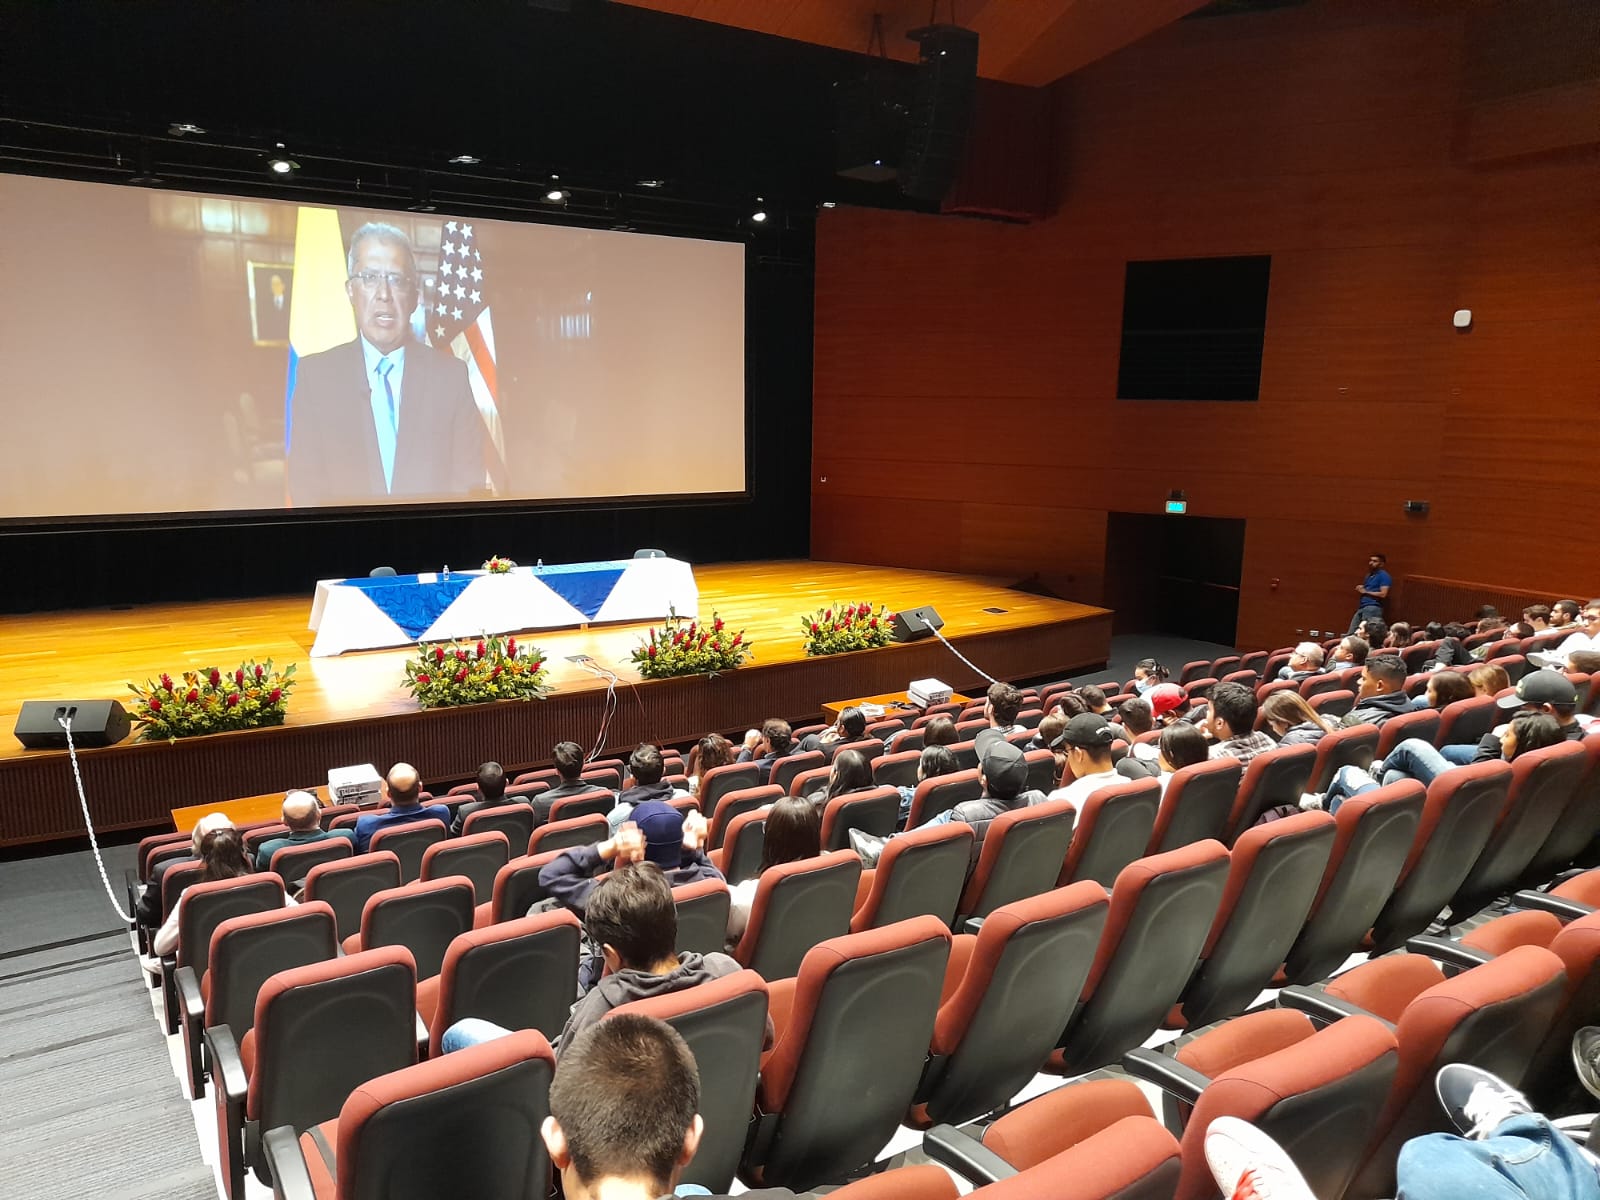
top-left (1165, 499), bottom-right (1187, 515)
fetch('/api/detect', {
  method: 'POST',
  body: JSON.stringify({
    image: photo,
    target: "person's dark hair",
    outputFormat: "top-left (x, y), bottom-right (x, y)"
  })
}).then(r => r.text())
top-left (1118, 697), bottom-right (1154, 737)
top-left (1476, 605), bottom-right (1501, 620)
top-left (1424, 621), bottom-right (1445, 640)
top-left (1053, 691), bottom-right (1088, 719)
top-left (1553, 600), bottom-right (1582, 620)
top-left (1427, 671), bottom-right (1476, 708)
top-left (761, 718), bottom-right (793, 756)
top-left (1476, 616), bottom-right (1505, 634)
top-left (1159, 723), bottom-right (1210, 771)
top-left (918, 744), bottom-right (959, 781)
top-left (1078, 685), bottom-right (1108, 711)
top-left (1359, 619), bottom-right (1388, 647)
top-left (839, 707), bottom-right (867, 740)
top-left (826, 749), bottom-right (874, 799)
top-left (987, 682), bottom-right (1023, 726)
top-left (1507, 712), bottom-right (1563, 759)
top-left (758, 796), bottom-right (822, 874)
top-left (1524, 604), bottom-right (1551, 624)
top-left (1342, 636), bottom-right (1370, 665)
top-left (1372, 553), bottom-right (1387, 565)
top-left (1384, 622), bottom-right (1412, 649)
top-left (1261, 691), bottom-right (1333, 736)
top-left (1365, 654), bottom-right (1407, 690)
top-left (1208, 682), bottom-right (1257, 737)
top-left (922, 715), bottom-right (959, 747)
top-left (1442, 622), bottom-right (1471, 640)
top-left (553, 741), bottom-right (586, 782)
top-left (1134, 658), bottom-right (1169, 683)
top-left (477, 760), bottom-right (506, 802)
top-left (691, 734), bottom-right (733, 781)
top-left (549, 1014), bottom-right (699, 1193)
top-left (1505, 621), bottom-right (1534, 640)
top-left (629, 744), bottom-right (664, 786)
top-left (1568, 650), bottom-right (1600, 674)
top-left (584, 862), bottom-right (677, 971)
top-left (197, 827), bottom-right (250, 883)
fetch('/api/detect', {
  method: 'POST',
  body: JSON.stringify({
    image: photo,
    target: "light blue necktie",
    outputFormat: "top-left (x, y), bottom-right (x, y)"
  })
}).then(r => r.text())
top-left (376, 356), bottom-right (397, 491)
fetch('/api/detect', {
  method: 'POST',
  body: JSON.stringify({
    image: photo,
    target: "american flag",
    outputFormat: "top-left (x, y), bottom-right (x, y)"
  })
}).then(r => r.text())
top-left (431, 219), bottom-right (507, 490)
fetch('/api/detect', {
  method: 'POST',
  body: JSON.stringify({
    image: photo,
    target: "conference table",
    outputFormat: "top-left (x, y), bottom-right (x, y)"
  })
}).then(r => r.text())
top-left (308, 557), bottom-right (698, 657)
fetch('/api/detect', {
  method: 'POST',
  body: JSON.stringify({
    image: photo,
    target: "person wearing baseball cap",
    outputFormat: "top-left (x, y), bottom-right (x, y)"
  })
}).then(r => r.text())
top-left (1146, 683), bottom-right (1189, 727)
top-left (1044, 714), bottom-right (1123, 818)
top-left (921, 737), bottom-right (1044, 862)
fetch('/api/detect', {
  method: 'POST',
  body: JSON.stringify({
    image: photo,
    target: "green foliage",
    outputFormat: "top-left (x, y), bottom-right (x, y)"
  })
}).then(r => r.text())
top-left (127, 659), bottom-right (297, 741)
top-left (630, 609), bottom-right (752, 679)
top-left (404, 633), bottom-right (551, 708)
top-left (800, 602), bottom-right (896, 657)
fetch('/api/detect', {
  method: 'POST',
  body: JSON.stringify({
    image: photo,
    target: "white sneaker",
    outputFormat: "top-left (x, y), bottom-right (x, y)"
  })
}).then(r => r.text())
top-left (1204, 1116), bottom-right (1314, 1200)
top-left (1298, 793), bottom-right (1323, 811)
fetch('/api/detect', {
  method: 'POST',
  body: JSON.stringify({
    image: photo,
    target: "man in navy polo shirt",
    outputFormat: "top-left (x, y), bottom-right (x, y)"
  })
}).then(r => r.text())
top-left (1347, 553), bottom-right (1393, 635)
top-left (353, 762), bottom-right (450, 853)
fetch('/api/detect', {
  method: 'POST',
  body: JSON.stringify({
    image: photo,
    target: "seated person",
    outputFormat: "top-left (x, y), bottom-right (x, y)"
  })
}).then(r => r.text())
top-left (1469, 662), bottom-right (1512, 698)
top-left (922, 739), bottom-right (1043, 854)
top-left (1045, 714), bottom-right (1124, 814)
top-left (1330, 635), bottom-right (1369, 669)
top-left (448, 761), bottom-right (528, 836)
top-left (1260, 692), bottom-right (1334, 747)
top-left (1338, 655), bottom-right (1413, 728)
top-left (973, 681), bottom-right (1027, 754)
top-left (726, 795), bottom-right (821, 943)
top-left (149, 826), bottom-right (296, 966)
top-left (802, 747), bottom-right (875, 811)
top-left (685, 733), bottom-right (734, 798)
top-left (538, 801), bottom-right (722, 990)
top-left (1416, 669), bottom-right (1476, 712)
top-left (1424, 623), bottom-right (1475, 670)
top-left (538, 741), bottom-right (614, 826)
top-left (1151, 723), bottom-right (1210, 794)
top-left (1462, 670), bottom-right (1588, 757)
top-left (797, 706), bottom-right (873, 760)
top-left (885, 712), bottom-right (958, 755)
top-left (1117, 696), bottom-right (1155, 739)
top-left (553, 862), bottom-right (769, 1056)
top-left (894, 743), bottom-right (960, 827)
top-left (1048, 691), bottom-right (1089, 721)
top-left (1206, 683), bottom-right (1277, 766)
top-left (1030, 711), bottom-right (1067, 762)
top-left (1076, 685), bottom-right (1112, 717)
top-left (1277, 642), bottom-right (1325, 681)
top-left (255, 790), bottom-right (355, 867)
top-left (1146, 682), bottom-right (1189, 728)
top-left (1359, 616), bottom-right (1388, 649)
top-left (1530, 599), bottom-right (1600, 669)
top-left (137, 812), bottom-right (231, 927)
top-left (1132, 657), bottom-right (1170, 695)
top-left (353, 763), bottom-right (450, 853)
top-left (607, 744), bottom-right (687, 833)
top-left (737, 718), bottom-right (795, 781)
top-left (1382, 621), bottom-right (1413, 649)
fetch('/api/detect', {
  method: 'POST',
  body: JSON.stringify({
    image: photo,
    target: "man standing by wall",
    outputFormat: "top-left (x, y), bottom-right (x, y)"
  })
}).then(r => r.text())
top-left (1347, 553), bottom-right (1392, 634)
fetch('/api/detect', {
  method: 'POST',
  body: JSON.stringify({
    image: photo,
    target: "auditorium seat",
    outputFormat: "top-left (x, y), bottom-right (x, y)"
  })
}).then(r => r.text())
top-left (741, 917), bottom-right (951, 1190)
top-left (1514, 730), bottom-right (1600, 889)
top-left (701, 760), bottom-right (764, 801)
top-left (580, 766), bottom-right (622, 792)
top-left (367, 820), bottom-right (448, 884)
top-left (790, 723), bottom-right (829, 743)
top-left (866, 718), bottom-right (907, 740)
top-left (835, 738), bottom-right (886, 763)
top-left (957, 801), bottom-right (1078, 926)
top-left (545, 789), bottom-right (615, 824)
top-left (1279, 780), bottom-right (1425, 986)
top-left (527, 812), bottom-right (608, 856)
top-left (209, 946), bottom-right (419, 1200)
top-left (871, 749), bottom-right (922, 791)
top-left (417, 910), bottom-right (580, 1055)
top-left (819, 786), bottom-right (900, 851)
top-left (948, 739), bottom-right (980, 771)
top-left (1050, 841), bottom-right (1229, 1075)
top-left (1170, 811), bottom-right (1336, 1031)
top-left (906, 769), bottom-right (982, 829)
top-left (1058, 778), bottom-right (1160, 889)
top-left (1446, 739), bottom-right (1589, 922)
top-left (1146, 758), bottom-right (1240, 854)
top-left (707, 784), bottom-right (780, 850)
top-left (1252, 678), bottom-right (1297, 705)
top-left (955, 718), bottom-right (988, 739)
top-left (708, 809), bottom-right (767, 884)
top-left (1303, 722), bottom-right (1378, 794)
top-left (474, 850), bottom-right (565, 928)
top-left (243, 824), bottom-right (291, 862)
top-left (1022, 748), bottom-right (1056, 794)
top-left (912, 883), bottom-right (1108, 1129)
top-left (1224, 744), bottom-right (1317, 842)
top-left (923, 1079), bottom-right (1180, 1200)
top-left (1367, 760), bottom-right (1512, 955)
top-left (459, 803), bottom-right (536, 848)
top-left (1219, 669), bottom-right (1258, 690)
top-left (160, 873), bottom-right (286, 1035)
top-left (786, 765), bottom-right (832, 799)
top-left (1308, 688), bottom-right (1355, 720)
top-left (828, 1165), bottom-right (957, 1200)
top-left (269, 838), bottom-right (353, 892)
top-left (137, 830), bottom-right (192, 881)
top-left (732, 849), bottom-right (861, 981)
top-left (609, 970), bottom-right (770, 1193)
top-left (1401, 640), bottom-right (1440, 674)
top-left (849, 822), bottom-right (973, 933)
top-left (890, 728), bottom-right (927, 753)
top-left (1434, 694), bottom-right (1499, 747)
top-left (341, 877), bottom-right (475, 980)
top-left (1279, 943), bottom-right (1567, 1197)
top-left (1209, 655), bottom-right (1242, 681)
top-left (419, 830), bottom-right (509, 899)
top-left (1124, 1011), bottom-right (1399, 1200)
top-left (262, 1029), bottom-right (555, 1200)
top-left (512, 767), bottom-right (560, 789)
top-left (1374, 707), bottom-right (1441, 758)
top-left (1402, 671), bottom-right (1434, 698)
top-left (1259, 652), bottom-right (1293, 684)
top-left (1239, 651), bottom-right (1269, 677)
top-left (1182, 677), bottom-right (1218, 701)
top-left (672, 878), bottom-right (732, 957)
top-left (302, 852), bottom-right (402, 943)
top-left (770, 750), bottom-right (825, 795)
top-left (1014, 707), bottom-right (1044, 729)
top-left (1177, 660), bottom-right (1211, 686)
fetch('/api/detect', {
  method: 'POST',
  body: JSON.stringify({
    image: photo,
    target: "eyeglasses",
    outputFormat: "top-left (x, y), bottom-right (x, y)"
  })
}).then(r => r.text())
top-left (350, 269), bottom-right (417, 292)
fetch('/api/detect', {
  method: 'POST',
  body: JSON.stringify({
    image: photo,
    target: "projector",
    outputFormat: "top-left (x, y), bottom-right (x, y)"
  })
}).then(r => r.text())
top-left (908, 678), bottom-right (953, 709)
top-left (328, 763), bottom-right (383, 806)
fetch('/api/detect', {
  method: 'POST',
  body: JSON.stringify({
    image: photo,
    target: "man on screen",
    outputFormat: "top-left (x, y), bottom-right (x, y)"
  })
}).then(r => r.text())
top-left (286, 222), bottom-right (489, 506)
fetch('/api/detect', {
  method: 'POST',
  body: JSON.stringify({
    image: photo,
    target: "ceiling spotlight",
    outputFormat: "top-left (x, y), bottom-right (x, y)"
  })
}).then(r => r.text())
top-left (448, 153), bottom-right (481, 165)
top-left (546, 188), bottom-right (567, 202)
top-left (266, 144), bottom-right (298, 175)
top-left (637, 178), bottom-right (666, 189)
top-left (751, 210), bottom-right (768, 223)
top-left (820, 201), bottom-right (837, 209)
top-left (167, 122), bottom-right (206, 137)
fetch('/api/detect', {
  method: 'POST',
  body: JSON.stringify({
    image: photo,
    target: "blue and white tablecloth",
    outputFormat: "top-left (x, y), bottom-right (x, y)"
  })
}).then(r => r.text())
top-left (308, 558), bottom-right (697, 656)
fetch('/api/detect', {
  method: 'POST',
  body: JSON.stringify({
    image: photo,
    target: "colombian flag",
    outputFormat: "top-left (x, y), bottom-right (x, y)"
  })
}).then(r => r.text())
top-left (284, 207), bottom-right (355, 502)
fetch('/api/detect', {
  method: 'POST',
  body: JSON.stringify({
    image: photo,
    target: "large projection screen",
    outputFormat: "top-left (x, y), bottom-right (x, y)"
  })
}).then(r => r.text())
top-left (0, 174), bottom-right (746, 521)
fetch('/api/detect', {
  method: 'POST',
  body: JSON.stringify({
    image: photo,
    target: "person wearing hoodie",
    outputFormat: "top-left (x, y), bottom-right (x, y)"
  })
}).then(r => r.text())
top-left (605, 744), bottom-right (687, 833)
top-left (1338, 654), bottom-right (1413, 729)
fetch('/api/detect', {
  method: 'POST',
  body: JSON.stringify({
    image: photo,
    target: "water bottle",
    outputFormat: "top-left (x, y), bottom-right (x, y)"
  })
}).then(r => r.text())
top-left (536, 558), bottom-right (543, 571)
top-left (443, 564), bottom-right (451, 579)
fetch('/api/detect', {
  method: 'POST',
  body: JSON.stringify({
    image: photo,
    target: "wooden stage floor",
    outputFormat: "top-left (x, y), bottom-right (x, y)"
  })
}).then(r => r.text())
top-left (0, 561), bottom-right (1111, 846)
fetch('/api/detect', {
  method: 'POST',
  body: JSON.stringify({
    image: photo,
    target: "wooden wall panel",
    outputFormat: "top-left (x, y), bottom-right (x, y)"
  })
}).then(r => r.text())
top-left (812, 0), bottom-right (1600, 652)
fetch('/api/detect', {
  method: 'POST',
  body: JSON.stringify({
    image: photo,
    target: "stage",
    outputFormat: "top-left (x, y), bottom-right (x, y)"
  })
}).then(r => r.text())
top-left (0, 561), bottom-right (1111, 847)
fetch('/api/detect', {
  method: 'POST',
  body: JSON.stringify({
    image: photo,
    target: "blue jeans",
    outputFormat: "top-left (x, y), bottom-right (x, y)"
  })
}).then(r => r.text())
top-left (1379, 739), bottom-right (1477, 787)
top-left (1325, 765), bottom-right (1380, 814)
top-left (1397, 1114), bottom-right (1600, 1199)
top-left (1349, 605), bottom-right (1383, 635)
top-left (441, 1017), bottom-right (512, 1054)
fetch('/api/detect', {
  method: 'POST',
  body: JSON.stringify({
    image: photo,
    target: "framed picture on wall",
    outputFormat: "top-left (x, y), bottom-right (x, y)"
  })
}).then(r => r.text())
top-left (246, 261), bottom-right (294, 347)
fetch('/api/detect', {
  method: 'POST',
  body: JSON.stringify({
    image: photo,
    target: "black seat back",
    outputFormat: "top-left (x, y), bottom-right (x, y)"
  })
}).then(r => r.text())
top-left (303, 853), bottom-right (402, 942)
top-left (1149, 758), bottom-right (1240, 853)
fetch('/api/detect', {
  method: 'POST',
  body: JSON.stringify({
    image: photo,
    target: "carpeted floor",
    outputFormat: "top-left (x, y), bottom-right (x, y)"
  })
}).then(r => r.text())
top-left (0, 846), bottom-right (216, 1200)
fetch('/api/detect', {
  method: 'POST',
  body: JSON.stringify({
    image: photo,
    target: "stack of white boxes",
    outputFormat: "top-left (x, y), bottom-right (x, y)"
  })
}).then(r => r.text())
top-left (908, 677), bottom-right (953, 709)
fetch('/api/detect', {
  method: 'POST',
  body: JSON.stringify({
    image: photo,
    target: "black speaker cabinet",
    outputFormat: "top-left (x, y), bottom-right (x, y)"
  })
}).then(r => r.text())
top-left (14, 699), bottom-right (132, 750)
top-left (900, 23), bottom-right (979, 203)
top-left (890, 605), bottom-right (946, 643)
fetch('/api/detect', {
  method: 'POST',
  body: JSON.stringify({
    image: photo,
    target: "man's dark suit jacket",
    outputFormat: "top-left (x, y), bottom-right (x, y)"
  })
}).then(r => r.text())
top-left (287, 337), bottom-right (487, 507)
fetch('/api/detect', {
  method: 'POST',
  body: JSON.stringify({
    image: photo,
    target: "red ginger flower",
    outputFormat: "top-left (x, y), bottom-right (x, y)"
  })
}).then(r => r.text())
top-left (413, 675), bottom-right (428, 686)
top-left (160, 673), bottom-right (173, 690)
top-left (648, 645), bottom-right (657, 658)
top-left (255, 664), bottom-right (265, 680)
top-left (455, 667), bottom-right (468, 683)
top-left (714, 617), bottom-right (724, 632)
top-left (235, 668), bottom-right (245, 686)
top-left (226, 693), bottom-right (240, 707)
top-left (149, 697), bottom-right (162, 712)
top-left (434, 646), bottom-right (445, 663)
top-left (476, 640), bottom-right (486, 659)
top-left (209, 668), bottom-right (221, 687)
top-left (187, 688), bottom-right (200, 702)
top-left (732, 633), bottom-right (743, 646)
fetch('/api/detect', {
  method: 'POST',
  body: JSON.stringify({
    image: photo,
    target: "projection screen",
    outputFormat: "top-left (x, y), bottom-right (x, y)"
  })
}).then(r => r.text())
top-left (0, 173), bottom-right (747, 521)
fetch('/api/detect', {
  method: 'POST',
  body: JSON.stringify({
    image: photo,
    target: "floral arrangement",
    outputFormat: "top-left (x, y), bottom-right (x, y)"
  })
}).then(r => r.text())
top-left (800, 602), bottom-right (897, 656)
top-left (630, 608), bottom-right (751, 679)
top-left (481, 555), bottom-right (516, 574)
top-left (404, 633), bottom-right (550, 708)
top-left (127, 659), bottom-right (296, 741)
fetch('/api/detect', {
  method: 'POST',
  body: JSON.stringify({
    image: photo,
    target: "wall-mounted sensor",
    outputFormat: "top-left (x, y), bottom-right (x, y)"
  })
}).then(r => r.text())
top-left (1453, 309), bottom-right (1472, 330)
